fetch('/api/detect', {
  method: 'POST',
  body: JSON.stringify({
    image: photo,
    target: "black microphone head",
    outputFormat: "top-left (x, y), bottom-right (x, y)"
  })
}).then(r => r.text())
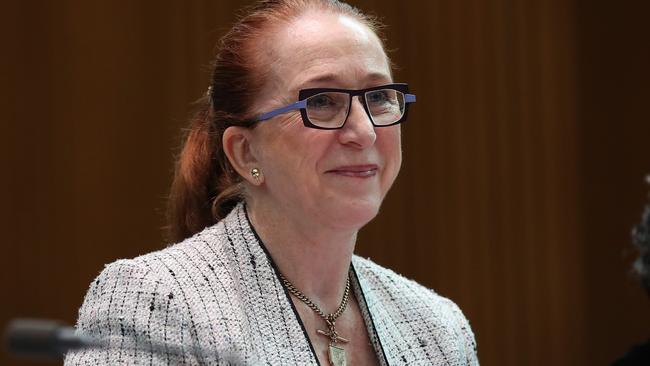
top-left (4, 318), bottom-right (82, 359)
top-left (5, 318), bottom-right (249, 363)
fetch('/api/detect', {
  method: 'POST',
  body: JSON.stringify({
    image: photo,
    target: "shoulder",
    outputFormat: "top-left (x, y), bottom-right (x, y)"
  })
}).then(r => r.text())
top-left (66, 209), bottom-right (246, 365)
top-left (352, 256), bottom-right (479, 364)
top-left (67, 255), bottom-right (198, 364)
top-left (123, 221), bottom-right (230, 286)
top-left (352, 255), bottom-right (453, 307)
top-left (77, 202), bottom-right (258, 325)
top-left (107, 204), bottom-right (246, 290)
top-left (72, 222), bottom-right (234, 333)
top-left (352, 256), bottom-right (465, 315)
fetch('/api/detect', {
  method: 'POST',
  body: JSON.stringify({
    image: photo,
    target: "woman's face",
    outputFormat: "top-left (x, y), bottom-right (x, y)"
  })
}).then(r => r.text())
top-left (249, 12), bottom-right (402, 231)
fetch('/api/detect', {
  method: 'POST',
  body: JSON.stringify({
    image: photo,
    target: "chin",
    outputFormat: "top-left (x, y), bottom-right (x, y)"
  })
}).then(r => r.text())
top-left (327, 198), bottom-right (382, 230)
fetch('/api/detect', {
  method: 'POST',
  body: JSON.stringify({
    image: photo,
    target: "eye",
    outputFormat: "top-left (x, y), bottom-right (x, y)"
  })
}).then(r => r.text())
top-left (366, 90), bottom-right (391, 105)
top-left (307, 93), bottom-right (338, 109)
top-left (366, 89), bottom-right (405, 123)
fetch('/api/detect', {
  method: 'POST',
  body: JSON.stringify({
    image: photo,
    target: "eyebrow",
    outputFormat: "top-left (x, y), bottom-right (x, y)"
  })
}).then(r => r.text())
top-left (293, 72), bottom-right (392, 94)
top-left (303, 73), bottom-right (339, 85)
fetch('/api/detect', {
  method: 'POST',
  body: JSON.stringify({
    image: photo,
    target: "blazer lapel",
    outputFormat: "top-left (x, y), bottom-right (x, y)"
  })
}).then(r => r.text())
top-left (351, 259), bottom-right (391, 366)
top-left (221, 204), bottom-right (320, 365)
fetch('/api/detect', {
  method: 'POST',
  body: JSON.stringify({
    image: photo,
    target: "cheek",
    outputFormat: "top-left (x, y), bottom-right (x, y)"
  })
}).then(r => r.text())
top-left (377, 127), bottom-right (402, 171)
top-left (263, 131), bottom-right (332, 207)
top-left (256, 118), bottom-right (329, 179)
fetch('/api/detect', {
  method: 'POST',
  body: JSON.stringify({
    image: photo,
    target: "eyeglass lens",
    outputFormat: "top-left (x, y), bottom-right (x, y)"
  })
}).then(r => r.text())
top-left (305, 89), bottom-right (406, 128)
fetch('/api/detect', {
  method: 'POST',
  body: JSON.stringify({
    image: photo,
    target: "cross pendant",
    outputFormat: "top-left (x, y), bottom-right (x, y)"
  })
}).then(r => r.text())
top-left (316, 318), bottom-right (349, 366)
top-left (316, 327), bottom-right (349, 366)
top-left (317, 328), bottom-right (349, 366)
top-left (316, 328), bottom-right (350, 344)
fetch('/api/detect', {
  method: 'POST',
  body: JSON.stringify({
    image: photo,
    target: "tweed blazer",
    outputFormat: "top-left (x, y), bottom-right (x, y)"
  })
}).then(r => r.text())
top-left (65, 203), bottom-right (478, 365)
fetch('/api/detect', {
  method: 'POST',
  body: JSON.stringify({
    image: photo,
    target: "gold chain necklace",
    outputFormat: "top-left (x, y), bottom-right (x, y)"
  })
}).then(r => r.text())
top-left (279, 272), bottom-right (351, 366)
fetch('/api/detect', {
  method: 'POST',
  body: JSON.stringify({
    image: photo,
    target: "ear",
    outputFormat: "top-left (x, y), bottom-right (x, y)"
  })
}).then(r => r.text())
top-left (222, 126), bottom-right (262, 185)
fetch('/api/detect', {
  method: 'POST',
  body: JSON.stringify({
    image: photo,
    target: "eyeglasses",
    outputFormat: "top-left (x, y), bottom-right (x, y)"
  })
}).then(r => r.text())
top-left (251, 83), bottom-right (416, 130)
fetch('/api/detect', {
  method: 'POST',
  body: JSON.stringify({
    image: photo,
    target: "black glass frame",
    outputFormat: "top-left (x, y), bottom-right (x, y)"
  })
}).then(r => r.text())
top-left (251, 83), bottom-right (416, 130)
top-left (298, 83), bottom-right (412, 130)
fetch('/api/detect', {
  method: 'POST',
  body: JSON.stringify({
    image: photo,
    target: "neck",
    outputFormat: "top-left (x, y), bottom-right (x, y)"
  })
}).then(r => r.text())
top-left (246, 198), bottom-right (356, 312)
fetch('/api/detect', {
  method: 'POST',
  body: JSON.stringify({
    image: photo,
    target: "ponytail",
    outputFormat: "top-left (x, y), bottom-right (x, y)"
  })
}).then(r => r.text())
top-left (166, 97), bottom-right (243, 243)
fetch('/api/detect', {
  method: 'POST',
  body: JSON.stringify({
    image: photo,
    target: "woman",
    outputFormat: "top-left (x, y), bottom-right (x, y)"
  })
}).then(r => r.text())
top-left (66, 1), bottom-right (478, 365)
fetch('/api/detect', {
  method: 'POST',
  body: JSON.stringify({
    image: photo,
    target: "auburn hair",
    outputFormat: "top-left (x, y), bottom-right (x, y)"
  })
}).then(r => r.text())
top-left (166, 0), bottom-right (384, 243)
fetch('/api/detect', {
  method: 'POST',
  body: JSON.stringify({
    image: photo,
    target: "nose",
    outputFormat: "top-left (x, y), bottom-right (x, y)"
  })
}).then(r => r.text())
top-left (337, 96), bottom-right (376, 148)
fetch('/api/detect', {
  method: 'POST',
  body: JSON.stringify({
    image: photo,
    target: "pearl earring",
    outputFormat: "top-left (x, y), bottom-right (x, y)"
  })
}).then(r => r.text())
top-left (251, 167), bottom-right (261, 182)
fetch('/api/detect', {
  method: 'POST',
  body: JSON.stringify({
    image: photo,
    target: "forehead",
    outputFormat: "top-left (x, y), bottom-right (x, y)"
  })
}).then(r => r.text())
top-left (265, 12), bottom-right (391, 92)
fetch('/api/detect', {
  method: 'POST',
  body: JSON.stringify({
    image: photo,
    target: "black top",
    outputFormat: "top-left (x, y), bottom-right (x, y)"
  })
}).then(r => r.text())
top-left (612, 339), bottom-right (650, 366)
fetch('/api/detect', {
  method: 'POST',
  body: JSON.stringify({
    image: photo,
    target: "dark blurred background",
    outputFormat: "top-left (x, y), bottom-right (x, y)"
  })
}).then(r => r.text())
top-left (2, 1), bottom-right (649, 365)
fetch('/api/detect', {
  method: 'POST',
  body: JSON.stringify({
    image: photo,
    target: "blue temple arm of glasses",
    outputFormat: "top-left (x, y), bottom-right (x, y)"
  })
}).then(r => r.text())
top-left (254, 100), bottom-right (308, 122)
top-left (405, 94), bottom-right (416, 103)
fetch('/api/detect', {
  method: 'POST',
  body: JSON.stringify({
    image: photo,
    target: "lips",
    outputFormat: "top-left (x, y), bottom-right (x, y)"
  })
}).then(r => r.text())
top-left (326, 164), bottom-right (378, 177)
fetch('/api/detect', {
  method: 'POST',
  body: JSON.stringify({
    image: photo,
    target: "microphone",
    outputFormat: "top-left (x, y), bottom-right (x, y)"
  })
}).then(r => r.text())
top-left (4, 318), bottom-right (244, 364)
top-left (4, 318), bottom-right (105, 359)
